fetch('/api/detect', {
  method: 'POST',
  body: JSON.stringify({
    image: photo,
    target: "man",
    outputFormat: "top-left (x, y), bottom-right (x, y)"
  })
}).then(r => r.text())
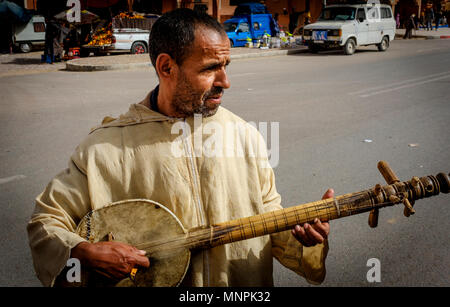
top-left (403, 14), bottom-right (416, 39)
top-left (434, 10), bottom-right (442, 31)
top-left (44, 18), bottom-right (57, 63)
top-left (27, 9), bottom-right (331, 287)
top-left (425, 7), bottom-right (434, 31)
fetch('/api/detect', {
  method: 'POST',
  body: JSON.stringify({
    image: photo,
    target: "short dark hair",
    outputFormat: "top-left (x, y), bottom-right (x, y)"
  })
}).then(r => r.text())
top-left (149, 8), bottom-right (226, 68)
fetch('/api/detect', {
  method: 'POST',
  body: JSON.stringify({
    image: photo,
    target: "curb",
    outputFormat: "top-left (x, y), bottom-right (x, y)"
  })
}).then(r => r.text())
top-left (65, 47), bottom-right (308, 72)
top-left (66, 61), bottom-right (151, 72)
top-left (395, 33), bottom-right (450, 40)
top-left (230, 47), bottom-right (308, 60)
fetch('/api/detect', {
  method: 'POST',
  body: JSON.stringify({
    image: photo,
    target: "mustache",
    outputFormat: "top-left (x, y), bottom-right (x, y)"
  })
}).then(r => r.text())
top-left (203, 87), bottom-right (224, 101)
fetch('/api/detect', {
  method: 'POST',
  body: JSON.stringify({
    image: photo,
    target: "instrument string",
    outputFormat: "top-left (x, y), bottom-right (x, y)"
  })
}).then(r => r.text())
top-left (137, 189), bottom-right (386, 253)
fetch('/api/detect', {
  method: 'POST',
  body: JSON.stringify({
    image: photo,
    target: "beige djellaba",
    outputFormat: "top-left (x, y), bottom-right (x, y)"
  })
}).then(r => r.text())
top-left (27, 93), bottom-right (328, 287)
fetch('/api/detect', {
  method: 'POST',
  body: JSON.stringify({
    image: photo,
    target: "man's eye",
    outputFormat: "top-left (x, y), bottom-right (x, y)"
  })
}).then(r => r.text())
top-left (205, 66), bottom-right (219, 71)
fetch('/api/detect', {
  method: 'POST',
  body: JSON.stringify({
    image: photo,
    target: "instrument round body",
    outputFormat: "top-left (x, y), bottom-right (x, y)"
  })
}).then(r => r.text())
top-left (75, 199), bottom-right (191, 287)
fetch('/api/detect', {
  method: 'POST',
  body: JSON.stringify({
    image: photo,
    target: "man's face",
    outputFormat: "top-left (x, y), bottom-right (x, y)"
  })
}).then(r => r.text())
top-left (171, 27), bottom-right (231, 117)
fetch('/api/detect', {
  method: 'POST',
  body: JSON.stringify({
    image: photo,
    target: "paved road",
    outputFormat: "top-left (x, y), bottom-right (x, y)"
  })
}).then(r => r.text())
top-left (0, 38), bottom-right (449, 286)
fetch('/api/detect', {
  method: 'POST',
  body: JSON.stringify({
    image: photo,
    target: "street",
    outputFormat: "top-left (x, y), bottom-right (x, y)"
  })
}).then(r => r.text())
top-left (0, 38), bottom-right (449, 286)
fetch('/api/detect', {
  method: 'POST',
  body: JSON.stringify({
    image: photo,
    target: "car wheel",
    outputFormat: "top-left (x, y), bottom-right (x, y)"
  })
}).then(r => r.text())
top-left (343, 38), bottom-right (356, 55)
top-left (131, 42), bottom-right (147, 54)
top-left (229, 39), bottom-right (234, 48)
top-left (19, 42), bottom-right (32, 53)
top-left (377, 36), bottom-right (389, 52)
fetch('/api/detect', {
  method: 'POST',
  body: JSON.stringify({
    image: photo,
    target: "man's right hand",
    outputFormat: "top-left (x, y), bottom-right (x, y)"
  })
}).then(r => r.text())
top-left (71, 241), bottom-right (150, 281)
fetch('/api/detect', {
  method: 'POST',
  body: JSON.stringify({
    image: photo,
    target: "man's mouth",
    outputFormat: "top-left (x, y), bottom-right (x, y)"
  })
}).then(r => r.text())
top-left (205, 94), bottom-right (222, 104)
top-left (203, 86), bottom-right (224, 104)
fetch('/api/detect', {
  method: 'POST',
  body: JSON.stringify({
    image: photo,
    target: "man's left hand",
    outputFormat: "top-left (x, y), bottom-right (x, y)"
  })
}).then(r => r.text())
top-left (291, 188), bottom-right (333, 247)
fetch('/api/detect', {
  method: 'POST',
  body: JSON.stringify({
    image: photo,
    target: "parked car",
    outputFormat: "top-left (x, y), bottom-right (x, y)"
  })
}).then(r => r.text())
top-left (223, 3), bottom-right (278, 47)
top-left (83, 14), bottom-right (159, 56)
top-left (302, 4), bottom-right (396, 55)
top-left (12, 15), bottom-right (46, 53)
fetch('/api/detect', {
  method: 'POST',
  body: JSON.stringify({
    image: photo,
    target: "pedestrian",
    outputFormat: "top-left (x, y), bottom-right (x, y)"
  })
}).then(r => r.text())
top-left (420, 11), bottom-right (425, 29)
top-left (414, 14), bottom-right (420, 31)
top-left (53, 21), bottom-right (69, 62)
top-left (27, 8), bottom-right (332, 287)
top-left (396, 13), bottom-right (400, 29)
top-left (403, 14), bottom-right (416, 39)
top-left (435, 10), bottom-right (442, 30)
top-left (425, 7), bottom-right (434, 31)
top-left (44, 18), bottom-right (57, 63)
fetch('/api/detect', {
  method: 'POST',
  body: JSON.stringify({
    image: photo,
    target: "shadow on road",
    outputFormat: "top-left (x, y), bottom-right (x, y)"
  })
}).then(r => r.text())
top-left (2, 58), bottom-right (47, 65)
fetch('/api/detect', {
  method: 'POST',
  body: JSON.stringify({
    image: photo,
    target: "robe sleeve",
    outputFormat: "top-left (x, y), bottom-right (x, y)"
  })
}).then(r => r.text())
top-left (27, 154), bottom-right (91, 287)
top-left (258, 155), bottom-right (329, 285)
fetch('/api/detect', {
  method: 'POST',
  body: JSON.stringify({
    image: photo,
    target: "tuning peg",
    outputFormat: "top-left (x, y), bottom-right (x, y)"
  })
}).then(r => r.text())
top-left (402, 198), bottom-right (415, 217)
top-left (368, 208), bottom-right (379, 228)
top-left (389, 195), bottom-right (401, 203)
top-left (374, 183), bottom-right (382, 195)
top-left (369, 183), bottom-right (383, 228)
top-left (411, 176), bottom-right (420, 187)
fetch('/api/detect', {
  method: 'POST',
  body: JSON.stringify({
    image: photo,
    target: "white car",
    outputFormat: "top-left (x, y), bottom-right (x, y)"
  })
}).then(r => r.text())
top-left (12, 15), bottom-right (46, 53)
top-left (302, 4), bottom-right (396, 55)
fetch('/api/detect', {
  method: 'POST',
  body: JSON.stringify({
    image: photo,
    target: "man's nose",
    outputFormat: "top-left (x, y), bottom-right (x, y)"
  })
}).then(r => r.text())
top-left (214, 68), bottom-right (231, 89)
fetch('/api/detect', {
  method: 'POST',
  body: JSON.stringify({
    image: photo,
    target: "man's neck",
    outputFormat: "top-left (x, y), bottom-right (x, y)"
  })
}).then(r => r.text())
top-left (142, 84), bottom-right (178, 117)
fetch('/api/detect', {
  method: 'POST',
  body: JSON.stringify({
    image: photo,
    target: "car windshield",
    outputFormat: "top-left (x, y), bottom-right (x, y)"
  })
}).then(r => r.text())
top-left (319, 7), bottom-right (356, 21)
top-left (223, 22), bottom-right (238, 32)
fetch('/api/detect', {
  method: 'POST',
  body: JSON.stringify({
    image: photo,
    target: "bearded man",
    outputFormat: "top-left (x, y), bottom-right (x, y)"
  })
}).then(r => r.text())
top-left (27, 8), bottom-right (332, 287)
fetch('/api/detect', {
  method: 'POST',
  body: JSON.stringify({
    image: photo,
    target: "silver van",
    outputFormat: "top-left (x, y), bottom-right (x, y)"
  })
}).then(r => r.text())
top-left (302, 4), bottom-right (396, 55)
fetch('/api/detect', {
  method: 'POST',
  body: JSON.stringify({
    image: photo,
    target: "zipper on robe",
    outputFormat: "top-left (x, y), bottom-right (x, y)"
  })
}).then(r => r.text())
top-left (182, 119), bottom-right (210, 286)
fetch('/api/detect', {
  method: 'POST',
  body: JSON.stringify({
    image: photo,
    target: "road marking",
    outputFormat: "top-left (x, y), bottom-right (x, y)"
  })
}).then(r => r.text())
top-left (0, 175), bottom-right (26, 185)
top-left (416, 48), bottom-right (444, 53)
top-left (349, 71), bottom-right (450, 96)
top-left (359, 73), bottom-right (450, 98)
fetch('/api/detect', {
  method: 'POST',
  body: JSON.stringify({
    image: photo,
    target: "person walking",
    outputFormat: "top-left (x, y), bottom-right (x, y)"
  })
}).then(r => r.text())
top-left (396, 13), bottom-right (400, 29)
top-left (425, 7), bottom-right (434, 31)
top-left (44, 18), bottom-right (58, 64)
top-left (403, 14), bottom-right (416, 39)
top-left (435, 10), bottom-right (442, 30)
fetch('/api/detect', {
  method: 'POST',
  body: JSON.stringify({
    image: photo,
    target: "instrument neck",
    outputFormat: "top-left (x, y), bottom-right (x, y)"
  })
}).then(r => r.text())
top-left (196, 191), bottom-right (373, 249)
top-left (140, 173), bottom-right (445, 255)
top-left (190, 174), bottom-right (442, 250)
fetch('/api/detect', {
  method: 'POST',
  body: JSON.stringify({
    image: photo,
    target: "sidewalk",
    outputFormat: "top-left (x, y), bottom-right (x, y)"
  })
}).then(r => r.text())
top-left (65, 43), bottom-right (308, 72)
top-left (0, 51), bottom-right (66, 77)
top-left (395, 26), bottom-right (450, 39)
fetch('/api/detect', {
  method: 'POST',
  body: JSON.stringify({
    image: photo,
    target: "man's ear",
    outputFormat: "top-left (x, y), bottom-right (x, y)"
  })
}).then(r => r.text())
top-left (155, 53), bottom-right (176, 80)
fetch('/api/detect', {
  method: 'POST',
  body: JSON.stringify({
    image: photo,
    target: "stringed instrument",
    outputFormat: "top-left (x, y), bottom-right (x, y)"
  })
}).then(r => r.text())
top-left (55, 161), bottom-right (449, 287)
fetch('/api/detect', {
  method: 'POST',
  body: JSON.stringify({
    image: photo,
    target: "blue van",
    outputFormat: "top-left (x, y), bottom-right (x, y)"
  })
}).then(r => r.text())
top-left (223, 3), bottom-right (279, 47)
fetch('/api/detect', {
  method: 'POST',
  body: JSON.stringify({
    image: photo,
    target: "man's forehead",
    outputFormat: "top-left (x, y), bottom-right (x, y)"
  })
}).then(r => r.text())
top-left (192, 27), bottom-right (230, 57)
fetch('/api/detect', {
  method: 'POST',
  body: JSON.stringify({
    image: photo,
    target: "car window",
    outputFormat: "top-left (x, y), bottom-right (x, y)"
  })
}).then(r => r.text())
top-left (357, 8), bottom-right (366, 20)
top-left (380, 8), bottom-right (392, 19)
top-left (366, 7), bottom-right (379, 20)
top-left (223, 23), bottom-right (237, 32)
top-left (319, 7), bottom-right (356, 21)
top-left (238, 22), bottom-right (250, 32)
